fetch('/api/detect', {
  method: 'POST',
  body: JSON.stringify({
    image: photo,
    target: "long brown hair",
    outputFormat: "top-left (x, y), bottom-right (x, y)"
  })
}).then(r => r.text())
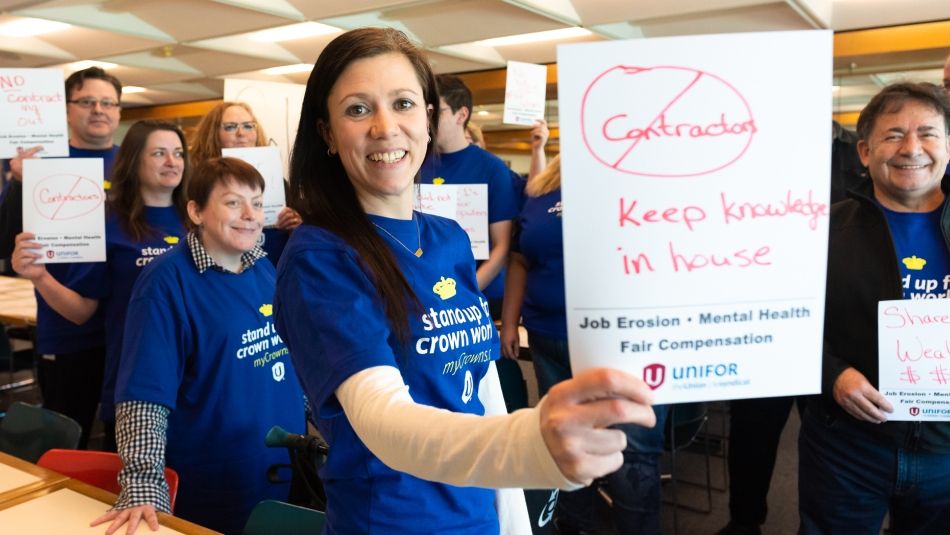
top-left (109, 120), bottom-right (189, 240)
top-left (190, 101), bottom-right (268, 164)
top-left (289, 27), bottom-right (439, 344)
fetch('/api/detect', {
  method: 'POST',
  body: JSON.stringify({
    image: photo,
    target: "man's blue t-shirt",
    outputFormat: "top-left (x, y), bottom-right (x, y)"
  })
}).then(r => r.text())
top-left (70, 207), bottom-right (186, 421)
top-left (116, 243), bottom-right (305, 534)
top-left (275, 212), bottom-right (500, 534)
top-left (34, 145), bottom-right (120, 354)
top-left (882, 205), bottom-right (950, 299)
top-left (421, 144), bottom-right (517, 299)
top-left (516, 189), bottom-right (568, 338)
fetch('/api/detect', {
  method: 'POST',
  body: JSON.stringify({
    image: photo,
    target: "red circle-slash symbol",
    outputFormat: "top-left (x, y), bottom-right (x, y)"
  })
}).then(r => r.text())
top-left (581, 66), bottom-right (756, 178)
top-left (32, 174), bottom-right (104, 221)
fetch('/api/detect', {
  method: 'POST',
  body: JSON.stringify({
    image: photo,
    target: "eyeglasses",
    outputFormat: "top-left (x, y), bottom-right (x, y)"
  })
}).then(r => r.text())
top-left (221, 122), bottom-right (257, 133)
top-left (67, 98), bottom-right (120, 110)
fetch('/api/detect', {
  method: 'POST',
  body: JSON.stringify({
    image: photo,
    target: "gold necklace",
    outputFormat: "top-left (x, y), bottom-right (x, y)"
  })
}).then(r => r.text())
top-left (373, 214), bottom-right (423, 257)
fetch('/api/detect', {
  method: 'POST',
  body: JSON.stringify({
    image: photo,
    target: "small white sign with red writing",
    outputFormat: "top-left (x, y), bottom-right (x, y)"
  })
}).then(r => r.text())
top-left (22, 158), bottom-right (106, 263)
top-left (222, 145), bottom-right (286, 227)
top-left (878, 299), bottom-right (950, 421)
top-left (558, 31), bottom-right (832, 403)
top-left (503, 61), bottom-right (547, 126)
top-left (416, 184), bottom-right (489, 260)
top-left (0, 68), bottom-right (69, 158)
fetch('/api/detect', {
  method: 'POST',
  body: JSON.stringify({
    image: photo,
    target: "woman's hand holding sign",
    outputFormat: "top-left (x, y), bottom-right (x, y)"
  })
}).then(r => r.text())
top-left (540, 367), bottom-right (656, 485)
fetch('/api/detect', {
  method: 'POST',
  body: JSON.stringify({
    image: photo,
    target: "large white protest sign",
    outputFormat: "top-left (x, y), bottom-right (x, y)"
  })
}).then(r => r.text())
top-left (558, 31), bottom-right (832, 403)
top-left (222, 145), bottom-right (287, 227)
top-left (503, 61), bottom-right (547, 126)
top-left (878, 300), bottom-right (950, 421)
top-left (223, 79), bottom-right (305, 177)
top-left (0, 69), bottom-right (69, 158)
top-left (22, 158), bottom-right (106, 263)
top-left (416, 184), bottom-right (489, 260)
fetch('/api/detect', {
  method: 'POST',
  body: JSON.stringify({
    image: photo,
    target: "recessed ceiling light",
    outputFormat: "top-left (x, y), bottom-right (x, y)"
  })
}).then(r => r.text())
top-left (477, 110), bottom-right (490, 116)
top-left (66, 60), bottom-right (119, 71)
top-left (262, 64), bottom-right (313, 75)
top-left (123, 86), bottom-right (146, 94)
top-left (0, 18), bottom-right (71, 37)
top-left (249, 22), bottom-right (340, 42)
top-left (473, 27), bottom-right (591, 48)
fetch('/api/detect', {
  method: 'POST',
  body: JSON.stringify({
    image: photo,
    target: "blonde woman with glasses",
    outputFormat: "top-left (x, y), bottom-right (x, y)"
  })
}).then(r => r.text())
top-left (191, 102), bottom-right (302, 263)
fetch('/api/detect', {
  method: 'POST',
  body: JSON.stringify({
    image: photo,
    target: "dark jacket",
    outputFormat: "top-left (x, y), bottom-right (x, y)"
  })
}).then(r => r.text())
top-left (0, 179), bottom-right (22, 261)
top-left (813, 174), bottom-right (950, 452)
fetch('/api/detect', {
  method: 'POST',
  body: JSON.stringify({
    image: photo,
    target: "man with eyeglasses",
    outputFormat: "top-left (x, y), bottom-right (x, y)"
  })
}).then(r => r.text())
top-left (0, 67), bottom-right (122, 450)
top-left (1, 67), bottom-right (122, 256)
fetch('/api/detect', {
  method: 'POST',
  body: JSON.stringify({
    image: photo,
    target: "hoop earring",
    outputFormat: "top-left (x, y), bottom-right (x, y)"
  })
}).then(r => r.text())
top-left (326, 147), bottom-right (334, 157)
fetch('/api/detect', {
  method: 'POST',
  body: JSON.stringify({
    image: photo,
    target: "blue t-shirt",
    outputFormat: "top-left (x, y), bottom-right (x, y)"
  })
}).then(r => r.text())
top-left (260, 227), bottom-right (289, 265)
top-left (116, 244), bottom-right (305, 534)
top-left (516, 189), bottom-right (568, 338)
top-left (34, 145), bottom-right (120, 354)
top-left (882, 205), bottom-right (950, 299)
top-left (70, 207), bottom-right (186, 421)
top-left (275, 212), bottom-right (500, 534)
top-left (421, 144), bottom-right (518, 299)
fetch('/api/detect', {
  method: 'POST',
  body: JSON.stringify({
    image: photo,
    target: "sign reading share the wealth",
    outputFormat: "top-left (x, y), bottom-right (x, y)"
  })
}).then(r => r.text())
top-left (879, 300), bottom-right (950, 421)
top-left (558, 31), bottom-right (831, 404)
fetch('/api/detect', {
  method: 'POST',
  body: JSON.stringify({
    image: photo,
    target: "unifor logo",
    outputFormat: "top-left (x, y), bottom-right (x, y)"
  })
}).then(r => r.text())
top-left (909, 406), bottom-right (920, 416)
top-left (643, 363), bottom-right (666, 390)
top-left (461, 369), bottom-right (474, 403)
top-left (271, 361), bottom-right (285, 382)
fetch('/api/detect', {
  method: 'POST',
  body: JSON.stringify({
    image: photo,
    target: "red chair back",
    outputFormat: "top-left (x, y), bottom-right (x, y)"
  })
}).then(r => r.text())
top-left (37, 449), bottom-right (179, 511)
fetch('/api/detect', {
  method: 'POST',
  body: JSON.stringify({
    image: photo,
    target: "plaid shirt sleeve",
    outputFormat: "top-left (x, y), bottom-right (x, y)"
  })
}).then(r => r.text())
top-left (113, 400), bottom-right (172, 513)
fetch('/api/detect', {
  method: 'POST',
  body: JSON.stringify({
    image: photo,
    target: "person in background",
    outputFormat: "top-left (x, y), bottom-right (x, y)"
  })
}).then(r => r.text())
top-left (943, 52), bottom-right (950, 95)
top-left (511, 119), bottom-right (551, 212)
top-left (799, 82), bottom-right (950, 534)
top-left (11, 121), bottom-right (190, 451)
top-left (421, 74), bottom-right (517, 314)
top-left (501, 154), bottom-right (668, 535)
top-left (465, 122), bottom-right (486, 149)
top-left (190, 101), bottom-right (302, 264)
top-left (275, 27), bottom-right (657, 534)
top-left (1, 67), bottom-right (123, 448)
top-left (92, 157), bottom-right (306, 535)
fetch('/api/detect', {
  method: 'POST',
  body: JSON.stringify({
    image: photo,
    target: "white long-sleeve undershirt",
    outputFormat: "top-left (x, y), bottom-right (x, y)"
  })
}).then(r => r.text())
top-left (335, 363), bottom-right (581, 493)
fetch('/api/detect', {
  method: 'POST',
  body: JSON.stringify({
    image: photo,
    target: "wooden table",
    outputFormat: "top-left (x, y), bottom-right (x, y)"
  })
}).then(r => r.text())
top-left (0, 276), bottom-right (36, 327)
top-left (0, 451), bottom-right (68, 505)
top-left (0, 457), bottom-right (220, 534)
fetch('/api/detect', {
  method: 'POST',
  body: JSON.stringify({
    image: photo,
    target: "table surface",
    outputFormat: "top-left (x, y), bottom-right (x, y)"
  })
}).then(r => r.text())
top-left (0, 451), bottom-right (68, 505)
top-left (0, 276), bottom-right (36, 326)
top-left (0, 453), bottom-right (220, 534)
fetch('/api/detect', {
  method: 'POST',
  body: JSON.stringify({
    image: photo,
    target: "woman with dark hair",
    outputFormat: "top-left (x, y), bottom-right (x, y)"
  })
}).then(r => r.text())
top-left (12, 119), bottom-right (190, 450)
top-left (191, 101), bottom-right (302, 263)
top-left (92, 157), bottom-right (305, 535)
top-left (275, 27), bottom-right (656, 534)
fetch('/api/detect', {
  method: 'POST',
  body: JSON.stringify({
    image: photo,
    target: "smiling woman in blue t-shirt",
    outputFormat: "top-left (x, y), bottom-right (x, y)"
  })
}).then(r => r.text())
top-left (273, 27), bottom-right (657, 535)
top-left (11, 120), bottom-right (190, 450)
top-left (92, 157), bottom-right (305, 535)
